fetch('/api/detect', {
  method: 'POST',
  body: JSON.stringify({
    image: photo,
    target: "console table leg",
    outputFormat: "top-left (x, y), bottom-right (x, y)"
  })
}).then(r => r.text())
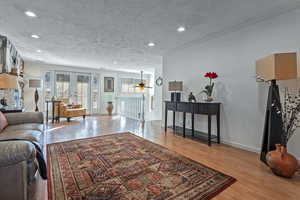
top-left (52, 102), bottom-right (55, 123)
top-left (217, 111), bottom-right (220, 144)
top-left (173, 111), bottom-right (176, 133)
top-left (183, 112), bottom-right (186, 138)
top-left (58, 103), bottom-right (60, 123)
top-left (208, 115), bottom-right (211, 146)
top-left (46, 102), bottom-right (49, 124)
top-left (192, 113), bottom-right (194, 137)
top-left (165, 107), bottom-right (168, 132)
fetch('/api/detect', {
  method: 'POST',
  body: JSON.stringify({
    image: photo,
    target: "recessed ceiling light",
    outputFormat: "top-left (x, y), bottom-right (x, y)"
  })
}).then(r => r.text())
top-left (113, 61), bottom-right (118, 64)
top-left (25, 11), bottom-right (37, 17)
top-left (36, 49), bottom-right (42, 53)
top-left (177, 26), bottom-right (186, 32)
top-left (31, 34), bottom-right (40, 39)
top-left (148, 42), bottom-right (155, 47)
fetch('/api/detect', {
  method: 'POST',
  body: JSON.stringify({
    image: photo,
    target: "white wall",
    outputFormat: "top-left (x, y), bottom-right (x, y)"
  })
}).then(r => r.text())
top-left (24, 62), bottom-right (43, 112)
top-left (163, 8), bottom-right (300, 159)
top-left (100, 71), bottom-right (118, 115)
top-left (153, 67), bottom-right (163, 120)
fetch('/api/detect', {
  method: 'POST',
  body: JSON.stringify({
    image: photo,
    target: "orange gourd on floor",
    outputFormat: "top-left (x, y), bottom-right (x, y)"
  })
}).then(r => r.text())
top-left (266, 144), bottom-right (299, 178)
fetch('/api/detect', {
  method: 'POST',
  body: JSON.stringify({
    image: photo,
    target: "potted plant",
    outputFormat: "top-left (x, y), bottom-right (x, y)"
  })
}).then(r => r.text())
top-left (266, 88), bottom-right (299, 178)
top-left (201, 72), bottom-right (218, 102)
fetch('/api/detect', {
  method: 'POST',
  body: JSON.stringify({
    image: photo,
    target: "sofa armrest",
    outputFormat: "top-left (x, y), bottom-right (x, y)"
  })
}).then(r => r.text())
top-left (0, 160), bottom-right (29, 200)
top-left (0, 141), bottom-right (36, 167)
top-left (4, 112), bottom-right (44, 125)
top-left (0, 141), bottom-right (36, 200)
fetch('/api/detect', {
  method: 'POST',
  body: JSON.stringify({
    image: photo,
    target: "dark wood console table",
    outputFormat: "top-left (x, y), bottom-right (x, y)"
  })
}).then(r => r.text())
top-left (164, 101), bottom-right (221, 146)
top-left (45, 100), bottom-right (61, 123)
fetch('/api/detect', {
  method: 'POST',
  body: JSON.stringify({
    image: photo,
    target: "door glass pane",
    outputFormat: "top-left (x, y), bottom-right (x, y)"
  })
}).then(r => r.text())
top-left (44, 72), bottom-right (52, 101)
top-left (92, 75), bottom-right (99, 113)
top-left (76, 75), bottom-right (90, 112)
top-left (56, 73), bottom-right (70, 99)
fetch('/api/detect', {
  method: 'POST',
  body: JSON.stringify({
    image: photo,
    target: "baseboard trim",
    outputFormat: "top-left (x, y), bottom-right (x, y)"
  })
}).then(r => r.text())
top-left (222, 140), bottom-right (260, 154)
top-left (222, 140), bottom-right (300, 163)
top-left (162, 124), bottom-right (300, 163)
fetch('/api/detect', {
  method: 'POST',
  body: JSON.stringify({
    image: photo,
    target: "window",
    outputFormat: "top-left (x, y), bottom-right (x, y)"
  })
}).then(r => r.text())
top-left (120, 78), bottom-right (148, 94)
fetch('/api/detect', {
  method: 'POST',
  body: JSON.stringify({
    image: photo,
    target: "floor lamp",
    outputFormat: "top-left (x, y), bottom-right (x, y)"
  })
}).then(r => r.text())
top-left (256, 52), bottom-right (298, 164)
top-left (29, 79), bottom-right (41, 112)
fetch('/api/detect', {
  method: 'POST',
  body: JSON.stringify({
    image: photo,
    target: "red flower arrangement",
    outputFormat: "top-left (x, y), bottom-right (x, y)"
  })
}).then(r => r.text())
top-left (202, 72), bottom-right (218, 102)
top-left (204, 72), bottom-right (218, 79)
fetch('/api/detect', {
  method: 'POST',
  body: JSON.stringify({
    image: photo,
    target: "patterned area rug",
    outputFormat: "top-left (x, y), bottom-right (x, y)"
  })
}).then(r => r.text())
top-left (47, 133), bottom-right (236, 200)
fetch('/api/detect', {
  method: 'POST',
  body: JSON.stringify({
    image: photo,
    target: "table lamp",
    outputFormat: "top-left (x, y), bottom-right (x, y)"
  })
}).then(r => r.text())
top-left (256, 52), bottom-right (298, 164)
top-left (29, 79), bottom-right (41, 112)
top-left (168, 81), bottom-right (183, 102)
top-left (0, 74), bottom-right (18, 107)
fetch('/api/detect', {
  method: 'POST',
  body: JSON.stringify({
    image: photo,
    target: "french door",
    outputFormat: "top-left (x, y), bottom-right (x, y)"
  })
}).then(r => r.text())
top-left (55, 72), bottom-right (91, 113)
top-left (44, 71), bottom-right (100, 114)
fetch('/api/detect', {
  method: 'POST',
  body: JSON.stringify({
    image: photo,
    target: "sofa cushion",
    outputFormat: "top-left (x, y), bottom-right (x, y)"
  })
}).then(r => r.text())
top-left (0, 111), bottom-right (8, 132)
top-left (69, 105), bottom-right (81, 109)
top-left (4, 112), bottom-right (44, 126)
top-left (63, 108), bottom-right (86, 117)
top-left (0, 130), bottom-right (42, 144)
top-left (3, 123), bottom-right (43, 133)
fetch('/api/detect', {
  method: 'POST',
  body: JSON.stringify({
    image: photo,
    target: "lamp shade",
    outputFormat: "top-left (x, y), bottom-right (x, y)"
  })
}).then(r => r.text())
top-left (0, 74), bottom-right (18, 89)
top-left (256, 52), bottom-right (298, 81)
top-left (168, 81), bottom-right (183, 91)
top-left (29, 79), bottom-right (41, 88)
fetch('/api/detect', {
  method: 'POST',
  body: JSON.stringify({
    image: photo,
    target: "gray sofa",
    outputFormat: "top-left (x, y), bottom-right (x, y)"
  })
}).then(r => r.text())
top-left (0, 112), bottom-right (44, 200)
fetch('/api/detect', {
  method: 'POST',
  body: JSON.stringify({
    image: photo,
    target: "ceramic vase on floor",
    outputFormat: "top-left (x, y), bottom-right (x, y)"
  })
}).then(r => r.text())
top-left (266, 144), bottom-right (299, 178)
top-left (106, 101), bottom-right (113, 115)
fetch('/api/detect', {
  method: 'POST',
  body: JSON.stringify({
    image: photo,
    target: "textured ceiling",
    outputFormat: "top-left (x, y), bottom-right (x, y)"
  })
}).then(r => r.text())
top-left (0, 0), bottom-right (300, 72)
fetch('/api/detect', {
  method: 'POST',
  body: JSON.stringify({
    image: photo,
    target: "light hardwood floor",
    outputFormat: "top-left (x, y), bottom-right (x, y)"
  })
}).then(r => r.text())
top-left (43, 115), bottom-right (300, 200)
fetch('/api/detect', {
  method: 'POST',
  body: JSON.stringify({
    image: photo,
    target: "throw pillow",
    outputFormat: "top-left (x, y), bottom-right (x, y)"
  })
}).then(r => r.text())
top-left (71, 105), bottom-right (81, 109)
top-left (0, 111), bottom-right (8, 132)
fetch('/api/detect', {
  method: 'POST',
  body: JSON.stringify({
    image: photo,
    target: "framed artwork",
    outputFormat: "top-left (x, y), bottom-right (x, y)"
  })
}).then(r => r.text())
top-left (104, 77), bottom-right (114, 92)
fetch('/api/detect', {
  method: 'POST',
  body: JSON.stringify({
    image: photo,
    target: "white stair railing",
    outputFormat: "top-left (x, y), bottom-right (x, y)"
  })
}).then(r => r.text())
top-left (116, 96), bottom-right (148, 120)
